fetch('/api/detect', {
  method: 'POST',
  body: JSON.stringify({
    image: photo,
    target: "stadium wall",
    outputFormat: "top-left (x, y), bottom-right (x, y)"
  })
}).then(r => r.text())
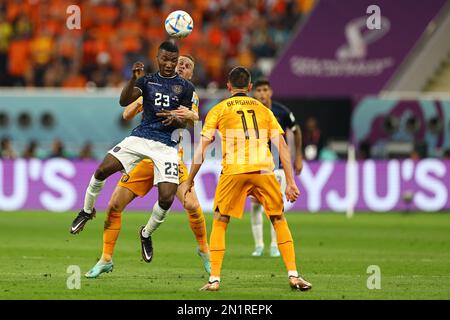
top-left (352, 96), bottom-right (450, 157)
top-left (0, 89), bottom-right (351, 157)
top-left (0, 89), bottom-right (224, 156)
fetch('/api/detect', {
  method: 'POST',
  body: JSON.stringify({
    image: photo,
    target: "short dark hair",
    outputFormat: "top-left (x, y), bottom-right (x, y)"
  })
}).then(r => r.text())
top-left (158, 41), bottom-right (179, 53)
top-left (253, 78), bottom-right (271, 89)
top-left (228, 66), bottom-right (251, 89)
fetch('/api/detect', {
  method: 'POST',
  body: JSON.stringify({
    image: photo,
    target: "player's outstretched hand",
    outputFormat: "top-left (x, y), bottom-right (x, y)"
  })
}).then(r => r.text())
top-left (156, 110), bottom-right (188, 128)
top-left (156, 110), bottom-right (180, 125)
top-left (156, 106), bottom-right (192, 122)
top-left (183, 179), bottom-right (194, 204)
top-left (132, 61), bottom-right (145, 80)
top-left (285, 183), bottom-right (300, 203)
top-left (171, 106), bottom-right (191, 120)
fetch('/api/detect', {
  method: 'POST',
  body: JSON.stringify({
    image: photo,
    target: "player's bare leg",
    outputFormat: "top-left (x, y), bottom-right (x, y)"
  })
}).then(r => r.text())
top-left (269, 214), bottom-right (312, 291)
top-left (140, 182), bottom-right (178, 262)
top-left (177, 181), bottom-right (210, 274)
top-left (85, 186), bottom-right (137, 278)
top-left (70, 154), bottom-right (124, 234)
top-left (200, 211), bottom-right (229, 291)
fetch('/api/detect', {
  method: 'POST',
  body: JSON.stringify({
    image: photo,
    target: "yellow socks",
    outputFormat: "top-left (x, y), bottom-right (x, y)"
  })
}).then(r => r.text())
top-left (187, 207), bottom-right (209, 253)
top-left (273, 219), bottom-right (297, 272)
top-left (101, 212), bottom-right (122, 262)
top-left (209, 219), bottom-right (228, 278)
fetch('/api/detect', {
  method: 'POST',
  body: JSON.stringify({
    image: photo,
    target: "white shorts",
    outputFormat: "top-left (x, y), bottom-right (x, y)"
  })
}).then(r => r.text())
top-left (274, 169), bottom-right (287, 197)
top-left (108, 136), bottom-right (179, 185)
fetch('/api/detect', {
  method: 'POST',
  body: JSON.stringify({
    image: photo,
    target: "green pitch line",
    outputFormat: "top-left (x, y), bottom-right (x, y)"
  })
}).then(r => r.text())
top-left (0, 211), bottom-right (449, 300)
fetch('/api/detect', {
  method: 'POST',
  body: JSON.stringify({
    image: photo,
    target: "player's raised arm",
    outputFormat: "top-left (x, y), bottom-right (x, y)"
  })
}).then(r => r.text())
top-left (120, 62), bottom-right (145, 106)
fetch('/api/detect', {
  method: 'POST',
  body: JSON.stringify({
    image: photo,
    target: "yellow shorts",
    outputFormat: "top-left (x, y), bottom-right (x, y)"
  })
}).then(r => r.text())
top-left (117, 159), bottom-right (189, 197)
top-left (213, 172), bottom-right (284, 219)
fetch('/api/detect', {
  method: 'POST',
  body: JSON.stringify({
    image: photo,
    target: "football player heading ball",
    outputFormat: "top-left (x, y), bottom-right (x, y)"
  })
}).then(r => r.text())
top-left (70, 41), bottom-right (196, 270)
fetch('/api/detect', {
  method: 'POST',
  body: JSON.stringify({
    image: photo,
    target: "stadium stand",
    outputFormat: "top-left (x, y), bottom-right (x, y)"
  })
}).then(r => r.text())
top-left (424, 52), bottom-right (450, 92)
top-left (0, 0), bottom-right (314, 89)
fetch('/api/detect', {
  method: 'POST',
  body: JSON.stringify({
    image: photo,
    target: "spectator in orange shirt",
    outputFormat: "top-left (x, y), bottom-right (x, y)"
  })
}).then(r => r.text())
top-left (2, 0), bottom-right (313, 89)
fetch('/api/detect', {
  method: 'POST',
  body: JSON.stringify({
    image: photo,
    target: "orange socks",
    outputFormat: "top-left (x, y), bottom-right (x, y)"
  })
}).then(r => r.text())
top-left (209, 219), bottom-right (228, 278)
top-left (187, 207), bottom-right (209, 253)
top-left (101, 212), bottom-right (122, 262)
top-left (273, 219), bottom-right (297, 272)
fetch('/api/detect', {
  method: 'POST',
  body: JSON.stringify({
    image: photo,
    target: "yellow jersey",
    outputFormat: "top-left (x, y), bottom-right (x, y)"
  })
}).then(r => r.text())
top-left (201, 93), bottom-right (284, 175)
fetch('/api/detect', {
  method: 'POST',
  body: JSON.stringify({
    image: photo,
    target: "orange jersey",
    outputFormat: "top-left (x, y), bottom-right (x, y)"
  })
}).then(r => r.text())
top-left (201, 93), bottom-right (284, 175)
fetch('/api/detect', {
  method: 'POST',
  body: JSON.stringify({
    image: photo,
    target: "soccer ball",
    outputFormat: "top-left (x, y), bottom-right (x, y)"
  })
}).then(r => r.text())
top-left (165, 10), bottom-right (194, 38)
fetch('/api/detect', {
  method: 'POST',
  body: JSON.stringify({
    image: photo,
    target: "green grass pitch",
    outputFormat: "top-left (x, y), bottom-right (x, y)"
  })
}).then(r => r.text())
top-left (0, 211), bottom-right (449, 300)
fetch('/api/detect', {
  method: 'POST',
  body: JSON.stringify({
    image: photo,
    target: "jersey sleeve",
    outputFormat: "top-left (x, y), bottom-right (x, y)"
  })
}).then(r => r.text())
top-left (191, 91), bottom-right (200, 124)
top-left (191, 91), bottom-right (199, 114)
top-left (134, 76), bottom-right (145, 95)
top-left (269, 110), bottom-right (285, 138)
top-left (286, 110), bottom-right (297, 130)
top-left (201, 105), bottom-right (221, 141)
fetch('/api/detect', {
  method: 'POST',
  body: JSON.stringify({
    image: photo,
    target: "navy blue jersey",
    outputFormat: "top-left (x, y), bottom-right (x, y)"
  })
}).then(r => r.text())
top-left (271, 101), bottom-right (297, 168)
top-left (130, 72), bottom-right (195, 147)
top-left (272, 101), bottom-right (297, 133)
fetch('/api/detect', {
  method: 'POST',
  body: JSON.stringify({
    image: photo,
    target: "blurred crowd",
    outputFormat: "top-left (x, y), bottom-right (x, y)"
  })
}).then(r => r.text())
top-left (299, 116), bottom-right (450, 161)
top-left (3, 126), bottom-right (450, 161)
top-left (0, 136), bottom-right (97, 160)
top-left (356, 114), bottom-right (450, 161)
top-left (0, 0), bottom-right (314, 89)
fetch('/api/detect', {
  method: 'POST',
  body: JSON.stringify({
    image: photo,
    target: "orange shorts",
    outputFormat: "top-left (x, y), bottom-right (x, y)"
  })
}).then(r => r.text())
top-left (213, 172), bottom-right (284, 219)
top-left (117, 159), bottom-right (189, 197)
